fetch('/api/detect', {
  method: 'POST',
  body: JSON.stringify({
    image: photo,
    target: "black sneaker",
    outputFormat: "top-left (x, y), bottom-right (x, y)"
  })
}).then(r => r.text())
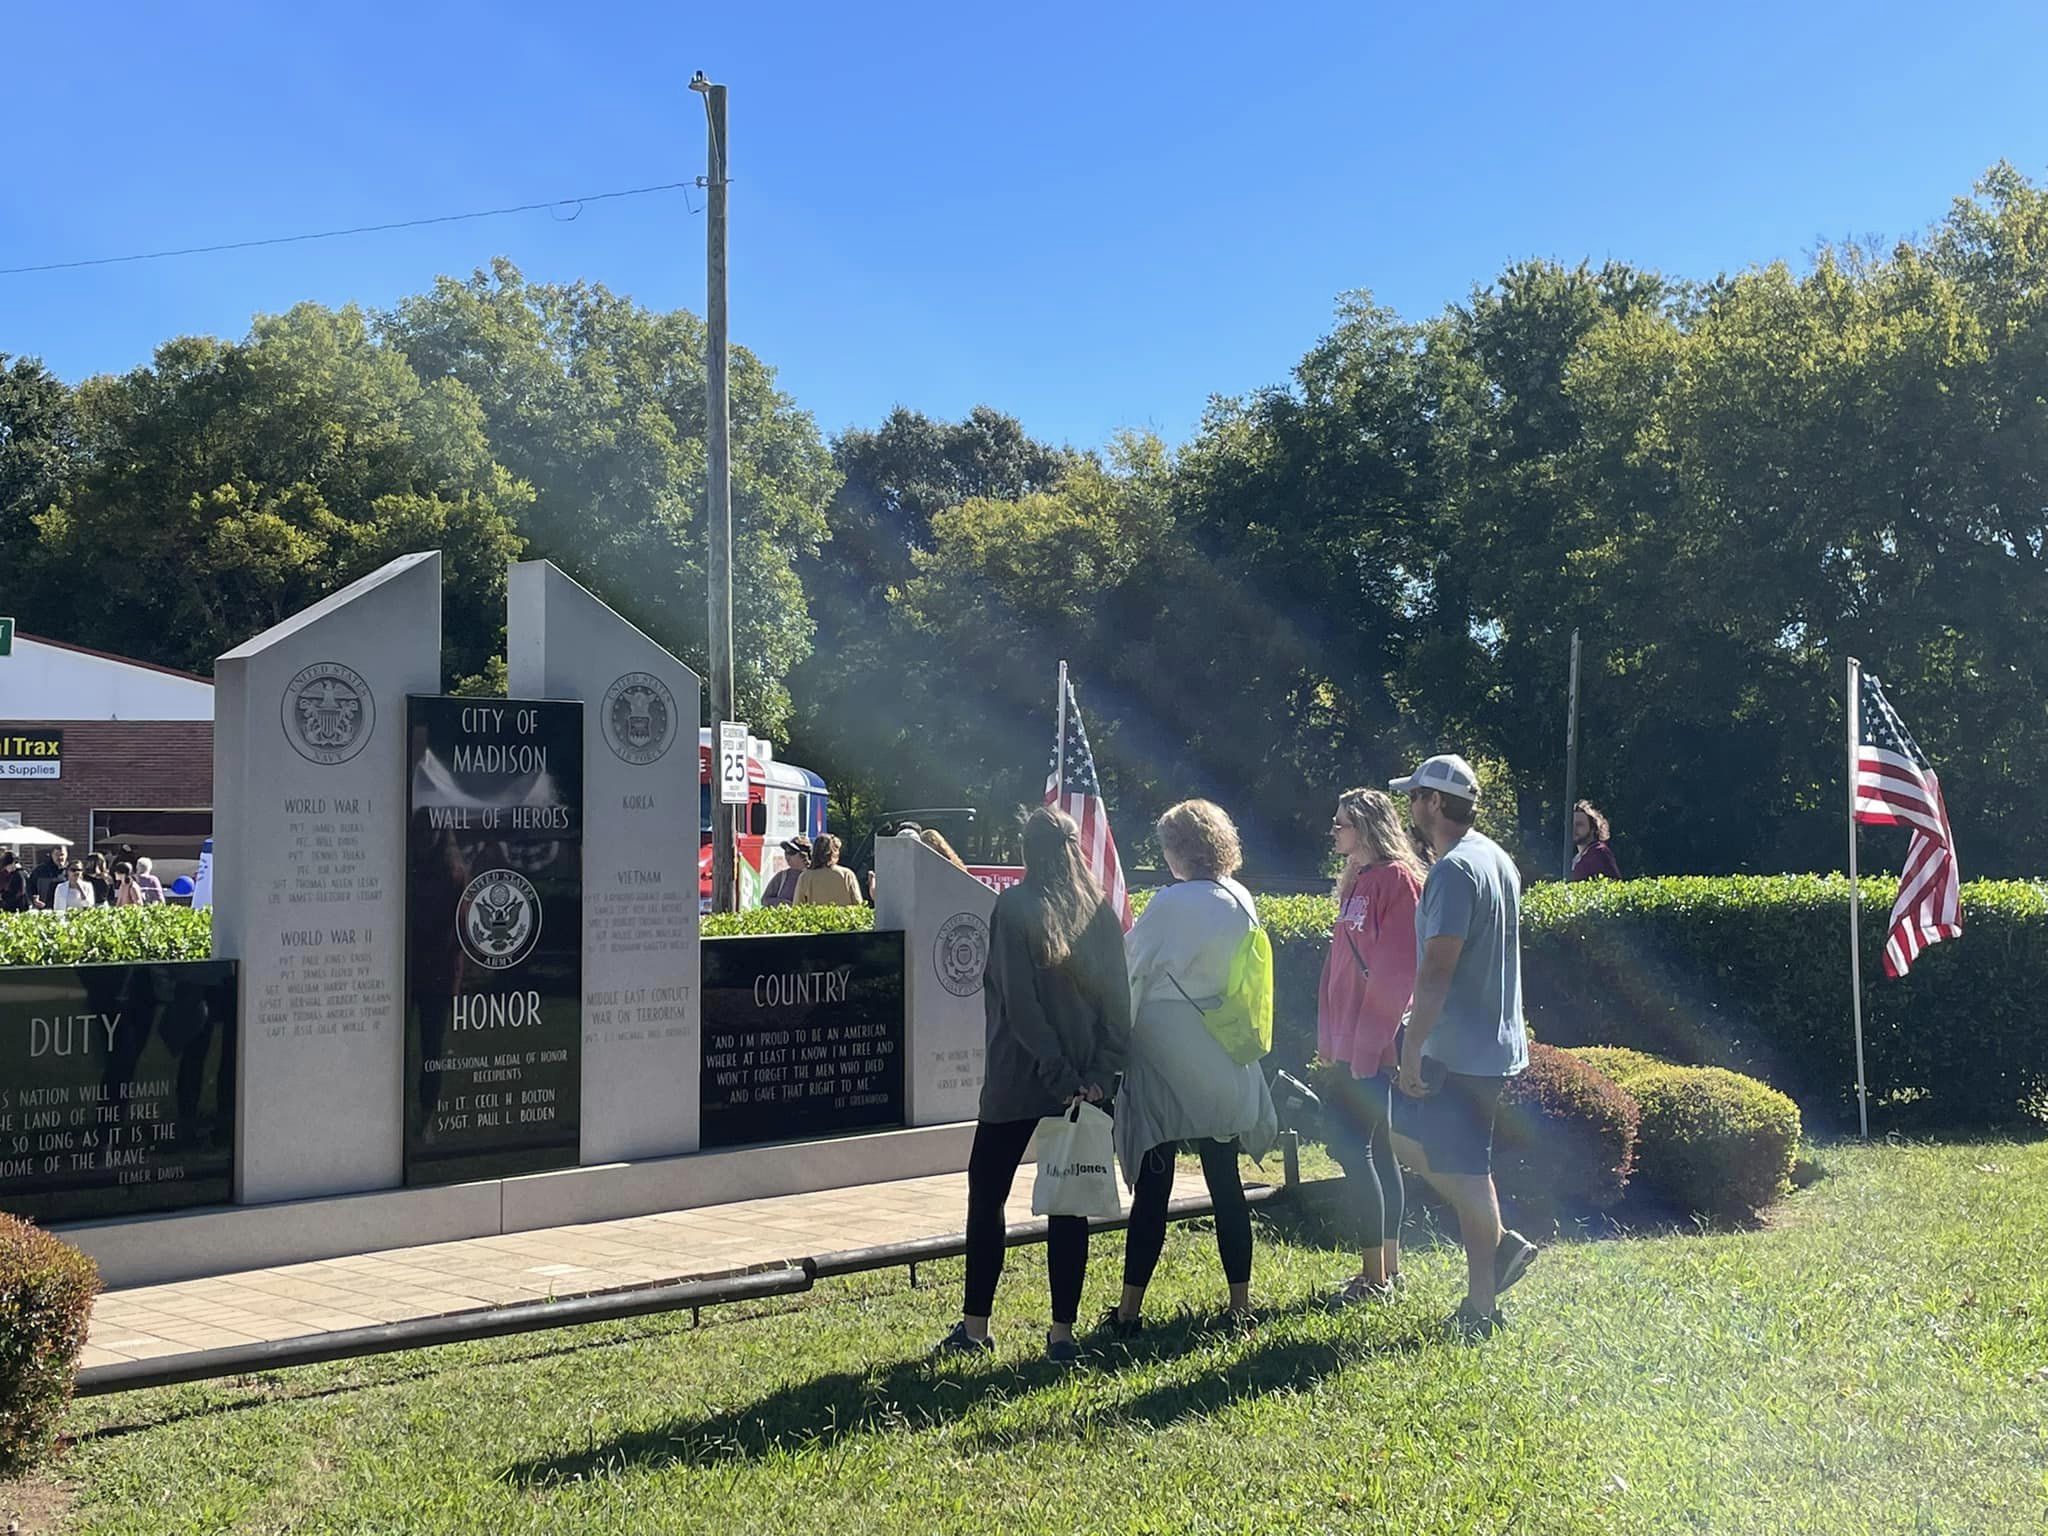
top-left (1444, 1301), bottom-right (1504, 1343)
top-left (1327, 1275), bottom-right (1397, 1311)
top-left (1495, 1230), bottom-right (1539, 1298)
top-left (1045, 1332), bottom-right (1085, 1365)
top-left (931, 1321), bottom-right (994, 1357)
top-left (1091, 1306), bottom-right (1143, 1343)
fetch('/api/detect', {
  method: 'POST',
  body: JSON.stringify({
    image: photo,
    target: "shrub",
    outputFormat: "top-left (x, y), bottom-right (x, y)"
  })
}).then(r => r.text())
top-left (1627, 1065), bottom-right (1803, 1221)
top-left (0, 906), bottom-right (213, 967)
top-left (0, 1215), bottom-right (99, 1477)
top-left (1495, 1042), bottom-right (1640, 1220)
top-left (704, 905), bottom-right (877, 938)
top-left (1566, 1045), bottom-right (1669, 1086)
top-left (16, 875), bottom-right (2043, 1132)
top-left (1264, 876), bottom-right (2046, 1131)
top-left (1520, 875), bottom-right (2048, 1131)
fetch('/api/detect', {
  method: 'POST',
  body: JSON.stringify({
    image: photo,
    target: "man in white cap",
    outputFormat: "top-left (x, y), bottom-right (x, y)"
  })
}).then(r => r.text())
top-left (1386, 753), bottom-right (1536, 1340)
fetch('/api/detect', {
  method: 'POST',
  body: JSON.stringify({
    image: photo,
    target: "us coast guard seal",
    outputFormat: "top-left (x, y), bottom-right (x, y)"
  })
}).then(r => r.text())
top-left (281, 661), bottom-right (374, 765)
top-left (457, 869), bottom-right (542, 970)
top-left (601, 671), bottom-right (676, 764)
top-left (934, 911), bottom-right (990, 999)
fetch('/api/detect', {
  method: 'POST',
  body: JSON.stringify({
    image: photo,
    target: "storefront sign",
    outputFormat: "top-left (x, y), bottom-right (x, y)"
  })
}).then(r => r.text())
top-left (404, 696), bottom-right (583, 1186)
top-left (0, 729), bottom-right (61, 781)
top-left (0, 960), bottom-right (237, 1224)
top-left (700, 932), bottom-right (905, 1149)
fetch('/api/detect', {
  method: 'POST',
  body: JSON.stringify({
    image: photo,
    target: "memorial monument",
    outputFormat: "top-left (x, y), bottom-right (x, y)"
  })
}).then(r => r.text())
top-left (875, 835), bottom-right (995, 1125)
top-left (212, 551), bottom-right (441, 1203)
top-left (507, 559), bottom-right (703, 1163)
top-left (404, 694), bottom-right (583, 1185)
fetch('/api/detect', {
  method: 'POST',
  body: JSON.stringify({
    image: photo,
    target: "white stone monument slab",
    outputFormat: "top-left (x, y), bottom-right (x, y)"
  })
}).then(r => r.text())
top-left (876, 836), bottom-right (995, 1126)
top-left (507, 559), bottom-right (704, 1163)
top-left (214, 551), bottom-right (442, 1203)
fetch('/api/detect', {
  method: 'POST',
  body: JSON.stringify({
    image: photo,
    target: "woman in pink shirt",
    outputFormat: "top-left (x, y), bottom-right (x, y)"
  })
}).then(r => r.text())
top-left (1317, 786), bottom-right (1426, 1304)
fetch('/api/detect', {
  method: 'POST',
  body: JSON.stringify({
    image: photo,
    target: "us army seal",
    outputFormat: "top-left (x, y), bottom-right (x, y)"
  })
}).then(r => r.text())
top-left (934, 911), bottom-right (990, 999)
top-left (601, 671), bottom-right (677, 765)
top-left (456, 869), bottom-right (543, 971)
top-left (281, 660), bottom-right (374, 765)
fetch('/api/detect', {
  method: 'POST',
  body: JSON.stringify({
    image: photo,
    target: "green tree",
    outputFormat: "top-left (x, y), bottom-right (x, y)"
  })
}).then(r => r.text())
top-left (787, 408), bottom-right (1079, 839)
top-left (30, 306), bottom-right (528, 684)
top-left (382, 259), bottom-right (838, 736)
top-left (0, 355), bottom-right (78, 579)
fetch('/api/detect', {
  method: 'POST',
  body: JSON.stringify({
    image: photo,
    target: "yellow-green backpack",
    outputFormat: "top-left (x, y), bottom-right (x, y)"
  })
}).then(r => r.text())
top-left (1167, 885), bottom-right (1274, 1066)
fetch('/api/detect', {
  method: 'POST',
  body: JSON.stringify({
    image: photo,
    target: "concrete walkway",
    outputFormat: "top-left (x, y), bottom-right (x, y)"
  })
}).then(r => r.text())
top-left (84, 1167), bottom-right (1055, 1368)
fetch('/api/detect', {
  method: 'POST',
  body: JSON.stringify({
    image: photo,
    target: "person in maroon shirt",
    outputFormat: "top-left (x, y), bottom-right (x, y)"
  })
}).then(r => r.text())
top-left (1570, 801), bottom-right (1622, 881)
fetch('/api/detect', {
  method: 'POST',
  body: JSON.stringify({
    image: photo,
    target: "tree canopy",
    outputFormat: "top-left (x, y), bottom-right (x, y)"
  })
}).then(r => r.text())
top-left (6, 166), bottom-right (2044, 879)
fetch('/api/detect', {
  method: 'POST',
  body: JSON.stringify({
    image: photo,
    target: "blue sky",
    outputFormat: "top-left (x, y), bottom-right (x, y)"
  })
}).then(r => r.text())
top-left (5, 1), bottom-right (2046, 450)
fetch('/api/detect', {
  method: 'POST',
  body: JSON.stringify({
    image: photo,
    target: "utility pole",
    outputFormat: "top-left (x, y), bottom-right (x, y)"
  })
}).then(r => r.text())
top-left (1561, 627), bottom-right (1582, 880)
top-left (693, 71), bottom-right (737, 914)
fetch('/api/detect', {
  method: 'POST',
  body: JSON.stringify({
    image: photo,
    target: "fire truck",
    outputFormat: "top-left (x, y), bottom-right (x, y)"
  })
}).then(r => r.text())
top-left (697, 728), bottom-right (829, 911)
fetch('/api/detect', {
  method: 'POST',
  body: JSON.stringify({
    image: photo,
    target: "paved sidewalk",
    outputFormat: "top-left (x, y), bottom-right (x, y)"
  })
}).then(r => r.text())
top-left (84, 1168), bottom-right (1049, 1369)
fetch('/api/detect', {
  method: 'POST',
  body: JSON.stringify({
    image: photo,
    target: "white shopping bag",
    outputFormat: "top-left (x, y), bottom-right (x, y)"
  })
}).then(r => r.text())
top-left (1031, 1101), bottom-right (1123, 1221)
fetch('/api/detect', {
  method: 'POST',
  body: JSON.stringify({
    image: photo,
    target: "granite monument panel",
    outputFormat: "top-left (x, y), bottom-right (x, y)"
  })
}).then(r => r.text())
top-left (506, 560), bottom-right (703, 1164)
top-left (0, 961), bottom-right (236, 1224)
top-left (700, 932), bottom-right (905, 1150)
top-left (213, 551), bottom-right (441, 1203)
top-left (874, 836), bottom-right (995, 1126)
top-left (404, 695), bottom-right (583, 1186)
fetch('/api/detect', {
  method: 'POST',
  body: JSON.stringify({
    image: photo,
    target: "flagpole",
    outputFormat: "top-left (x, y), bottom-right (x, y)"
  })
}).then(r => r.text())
top-left (1055, 660), bottom-right (1069, 803)
top-left (1847, 656), bottom-right (1870, 1140)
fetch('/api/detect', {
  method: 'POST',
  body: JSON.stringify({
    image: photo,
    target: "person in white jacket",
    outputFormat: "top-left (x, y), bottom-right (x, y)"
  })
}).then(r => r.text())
top-left (1104, 799), bottom-right (1278, 1337)
top-left (53, 864), bottom-right (97, 911)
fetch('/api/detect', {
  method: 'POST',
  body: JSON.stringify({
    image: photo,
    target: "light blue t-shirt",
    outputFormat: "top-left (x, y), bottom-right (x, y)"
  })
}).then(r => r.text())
top-left (1414, 829), bottom-right (1528, 1078)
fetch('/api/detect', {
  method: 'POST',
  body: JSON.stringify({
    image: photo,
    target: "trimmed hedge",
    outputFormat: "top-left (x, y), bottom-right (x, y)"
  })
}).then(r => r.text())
top-left (1566, 1046), bottom-right (1668, 1087)
top-left (703, 906), bottom-right (878, 938)
top-left (12, 875), bottom-right (2041, 1130)
top-left (1624, 1066), bottom-right (1803, 1221)
top-left (1495, 1042), bottom-right (1639, 1220)
top-left (1521, 876), bottom-right (2047, 1131)
top-left (0, 906), bottom-right (212, 966)
top-left (0, 1215), bottom-right (99, 1477)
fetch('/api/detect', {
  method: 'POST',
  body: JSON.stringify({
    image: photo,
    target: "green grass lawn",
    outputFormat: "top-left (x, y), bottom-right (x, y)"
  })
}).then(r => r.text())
top-left (14, 1137), bottom-right (2048, 1534)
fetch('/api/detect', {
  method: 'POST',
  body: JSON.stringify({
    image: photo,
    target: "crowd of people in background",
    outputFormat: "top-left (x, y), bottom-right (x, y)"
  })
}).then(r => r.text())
top-left (941, 751), bottom-right (1537, 1360)
top-left (0, 844), bottom-right (169, 912)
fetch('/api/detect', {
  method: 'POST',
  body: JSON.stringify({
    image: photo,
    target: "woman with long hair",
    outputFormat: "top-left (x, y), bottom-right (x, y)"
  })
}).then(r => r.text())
top-left (1318, 787), bottom-right (1427, 1304)
top-left (935, 805), bottom-right (1130, 1363)
top-left (1106, 800), bottom-right (1278, 1336)
top-left (792, 833), bottom-right (864, 906)
top-left (1570, 801), bottom-right (1621, 881)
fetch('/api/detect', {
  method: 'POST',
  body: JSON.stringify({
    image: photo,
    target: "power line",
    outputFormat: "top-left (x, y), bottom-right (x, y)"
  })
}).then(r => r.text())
top-left (0, 181), bottom-right (701, 276)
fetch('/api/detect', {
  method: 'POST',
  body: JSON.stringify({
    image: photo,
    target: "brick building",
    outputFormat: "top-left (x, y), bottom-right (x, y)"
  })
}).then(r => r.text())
top-left (1, 635), bottom-right (214, 876)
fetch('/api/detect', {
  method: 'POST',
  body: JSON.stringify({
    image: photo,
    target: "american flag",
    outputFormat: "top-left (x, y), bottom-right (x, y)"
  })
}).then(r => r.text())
top-left (1046, 673), bottom-right (1131, 929)
top-left (1853, 671), bottom-right (1962, 978)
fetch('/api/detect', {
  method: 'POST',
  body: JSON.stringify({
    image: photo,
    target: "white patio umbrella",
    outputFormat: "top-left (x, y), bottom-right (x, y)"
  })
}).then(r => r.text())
top-left (1, 825), bottom-right (74, 848)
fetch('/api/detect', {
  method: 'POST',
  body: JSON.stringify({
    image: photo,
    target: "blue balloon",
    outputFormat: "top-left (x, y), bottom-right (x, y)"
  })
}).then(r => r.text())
top-left (171, 876), bottom-right (196, 895)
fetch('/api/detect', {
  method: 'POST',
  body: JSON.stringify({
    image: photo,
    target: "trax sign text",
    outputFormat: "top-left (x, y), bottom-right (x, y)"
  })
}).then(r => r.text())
top-left (0, 729), bottom-right (61, 781)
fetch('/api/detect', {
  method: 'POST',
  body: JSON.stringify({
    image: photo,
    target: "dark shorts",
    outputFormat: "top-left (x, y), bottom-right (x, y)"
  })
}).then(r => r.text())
top-left (1397, 1066), bottom-right (1507, 1177)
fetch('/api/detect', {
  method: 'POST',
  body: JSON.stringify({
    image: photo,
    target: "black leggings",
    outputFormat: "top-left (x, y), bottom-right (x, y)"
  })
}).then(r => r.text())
top-left (1328, 1069), bottom-right (1404, 1249)
top-left (964, 1117), bottom-right (1088, 1325)
top-left (1122, 1138), bottom-right (1253, 1291)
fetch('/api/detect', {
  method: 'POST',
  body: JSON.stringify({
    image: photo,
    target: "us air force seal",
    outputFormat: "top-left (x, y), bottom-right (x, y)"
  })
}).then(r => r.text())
top-left (602, 671), bottom-right (677, 764)
top-left (281, 661), bottom-right (374, 765)
top-left (456, 869), bottom-right (542, 970)
top-left (934, 911), bottom-right (990, 998)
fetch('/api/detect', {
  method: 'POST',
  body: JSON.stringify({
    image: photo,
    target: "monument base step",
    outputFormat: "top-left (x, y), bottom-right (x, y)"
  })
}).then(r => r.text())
top-left (58, 1121), bottom-right (979, 1289)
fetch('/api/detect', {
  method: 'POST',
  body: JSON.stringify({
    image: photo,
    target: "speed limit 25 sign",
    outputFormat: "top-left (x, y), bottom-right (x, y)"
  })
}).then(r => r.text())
top-left (718, 722), bottom-right (750, 805)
